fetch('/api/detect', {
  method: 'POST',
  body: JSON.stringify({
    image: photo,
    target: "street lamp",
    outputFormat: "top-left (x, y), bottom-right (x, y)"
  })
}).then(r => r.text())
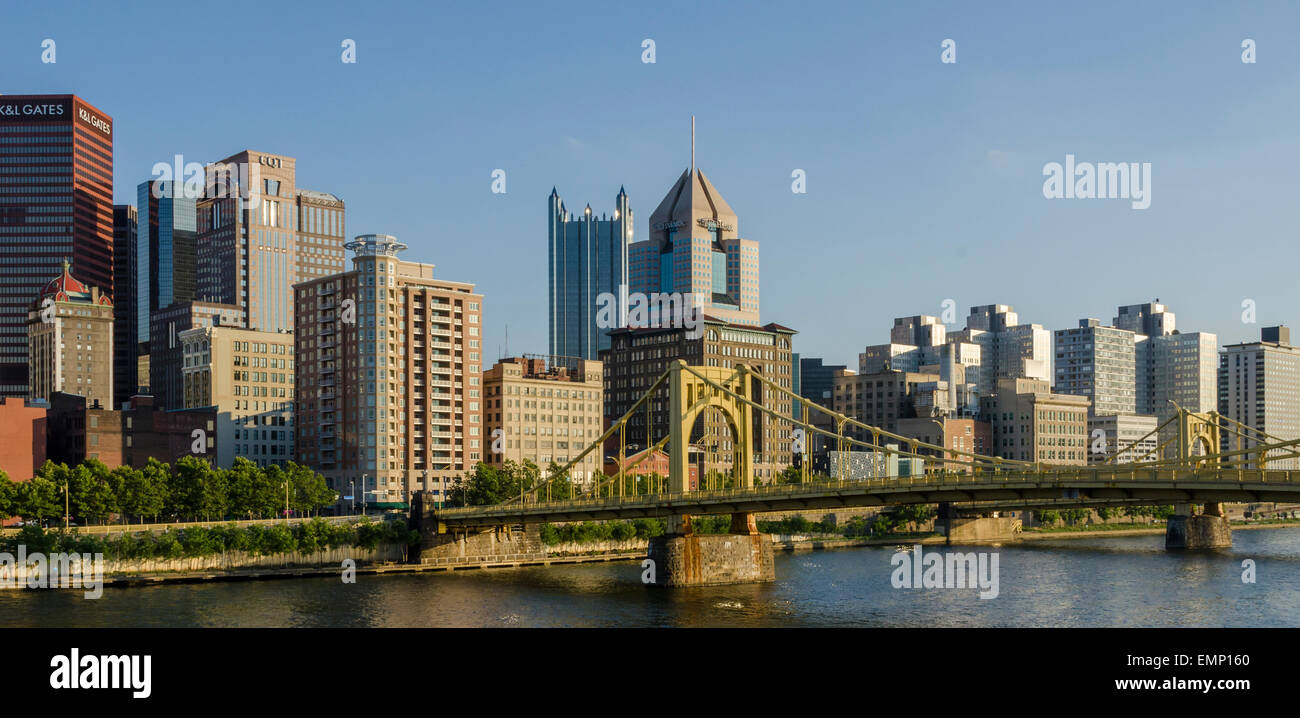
top-left (361, 473), bottom-right (368, 516)
top-left (349, 480), bottom-right (355, 515)
top-left (62, 480), bottom-right (69, 531)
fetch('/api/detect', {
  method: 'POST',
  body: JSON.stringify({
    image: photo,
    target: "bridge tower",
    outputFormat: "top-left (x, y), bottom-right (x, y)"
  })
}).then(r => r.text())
top-left (1166, 406), bottom-right (1232, 550)
top-left (645, 360), bottom-right (775, 586)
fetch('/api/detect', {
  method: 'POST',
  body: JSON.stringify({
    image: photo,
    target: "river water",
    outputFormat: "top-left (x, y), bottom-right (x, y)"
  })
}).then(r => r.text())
top-left (3, 529), bottom-right (1297, 628)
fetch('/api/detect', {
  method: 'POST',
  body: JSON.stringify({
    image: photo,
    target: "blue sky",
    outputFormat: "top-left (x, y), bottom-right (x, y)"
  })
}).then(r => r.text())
top-left (5, 1), bottom-right (1299, 366)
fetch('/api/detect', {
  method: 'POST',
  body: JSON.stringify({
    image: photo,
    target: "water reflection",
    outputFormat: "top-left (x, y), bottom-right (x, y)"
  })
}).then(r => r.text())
top-left (1, 529), bottom-right (1296, 628)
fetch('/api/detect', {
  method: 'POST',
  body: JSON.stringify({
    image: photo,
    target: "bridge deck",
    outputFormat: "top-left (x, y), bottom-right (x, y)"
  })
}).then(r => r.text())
top-left (436, 469), bottom-right (1300, 528)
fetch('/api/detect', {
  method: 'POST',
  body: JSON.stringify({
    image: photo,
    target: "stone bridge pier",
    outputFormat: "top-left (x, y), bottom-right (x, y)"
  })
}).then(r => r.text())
top-left (1165, 502), bottom-right (1232, 550)
top-left (644, 513), bottom-right (775, 588)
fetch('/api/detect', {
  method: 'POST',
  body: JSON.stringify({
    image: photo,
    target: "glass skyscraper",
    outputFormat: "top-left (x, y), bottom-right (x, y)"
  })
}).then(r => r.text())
top-left (136, 180), bottom-right (198, 345)
top-left (547, 187), bottom-right (632, 359)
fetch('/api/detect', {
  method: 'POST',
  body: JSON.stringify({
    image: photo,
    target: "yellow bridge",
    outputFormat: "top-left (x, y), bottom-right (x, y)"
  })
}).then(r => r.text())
top-left (415, 362), bottom-right (1300, 583)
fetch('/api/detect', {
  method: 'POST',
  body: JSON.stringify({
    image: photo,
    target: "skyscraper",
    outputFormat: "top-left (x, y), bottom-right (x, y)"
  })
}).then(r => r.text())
top-left (1219, 326), bottom-right (1300, 469)
top-left (628, 133), bottom-right (759, 326)
top-left (136, 180), bottom-right (198, 346)
top-left (1053, 318), bottom-right (1137, 416)
top-left (195, 151), bottom-right (346, 331)
top-left (0, 95), bottom-right (114, 397)
top-left (547, 187), bottom-right (631, 359)
top-left (112, 204), bottom-right (138, 407)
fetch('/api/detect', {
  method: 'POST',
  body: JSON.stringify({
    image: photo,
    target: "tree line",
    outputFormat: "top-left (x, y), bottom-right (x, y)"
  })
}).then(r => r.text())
top-left (0, 457), bottom-right (337, 525)
top-left (3, 517), bottom-right (418, 561)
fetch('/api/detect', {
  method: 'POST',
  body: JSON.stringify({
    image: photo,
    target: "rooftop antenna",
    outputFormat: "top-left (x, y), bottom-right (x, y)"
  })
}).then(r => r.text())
top-left (504, 323), bottom-right (509, 359)
top-left (691, 115), bottom-right (695, 174)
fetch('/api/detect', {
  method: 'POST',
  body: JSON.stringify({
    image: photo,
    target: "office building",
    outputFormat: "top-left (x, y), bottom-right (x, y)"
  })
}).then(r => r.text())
top-left (149, 300), bottom-right (244, 409)
top-left (25, 262), bottom-right (114, 407)
top-left (295, 234), bottom-right (483, 509)
top-left (1219, 326), bottom-right (1300, 469)
top-left (981, 377), bottom-right (1090, 465)
top-left (196, 151), bottom-right (346, 331)
top-left (1053, 318), bottom-right (1137, 416)
top-left (1113, 302), bottom-right (1217, 422)
top-left (45, 392), bottom-right (215, 469)
top-left (547, 188), bottom-right (632, 360)
top-left (831, 368), bottom-right (946, 438)
top-left (112, 205), bottom-right (138, 406)
top-left (482, 355), bottom-right (603, 484)
top-left (601, 317), bottom-right (795, 481)
top-left (1087, 413), bottom-right (1159, 465)
top-left (628, 162), bottom-right (759, 326)
top-left (0, 95), bottom-right (114, 396)
top-left (895, 416), bottom-right (993, 472)
top-left (136, 179), bottom-right (198, 345)
top-left (179, 325), bottom-right (294, 468)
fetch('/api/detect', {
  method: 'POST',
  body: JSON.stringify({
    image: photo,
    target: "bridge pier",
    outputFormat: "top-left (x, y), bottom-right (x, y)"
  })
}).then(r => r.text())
top-left (644, 513), bottom-right (775, 588)
top-left (1165, 502), bottom-right (1232, 550)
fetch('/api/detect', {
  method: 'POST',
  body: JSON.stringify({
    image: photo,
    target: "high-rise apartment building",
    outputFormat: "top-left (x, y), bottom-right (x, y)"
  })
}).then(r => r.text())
top-left (1053, 318), bottom-right (1137, 416)
top-left (25, 262), bottom-right (114, 407)
top-left (628, 167), bottom-right (759, 326)
top-left (179, 325), bottom-right (295, 468)
top-left (112, 205), bottom-right (138, 406)
top-left (1219, 326), bottom-right (1300, 469)
top-left (831, 368), bottom-right (946, 436)
top-left (0, 95), bottom-right (114, 396)
top-left (196, 151), bottom-right (346, 331)
top-left (601, 318), bottom-right (795, 481)
top-left (547, 188), bottom-right (632, 360)
top-left (482, 355), bottom-right (604, 484)
top-left (1112, 302), bottom-right (1217, 422)
top-left (295, 235), bottom-right (483, 509)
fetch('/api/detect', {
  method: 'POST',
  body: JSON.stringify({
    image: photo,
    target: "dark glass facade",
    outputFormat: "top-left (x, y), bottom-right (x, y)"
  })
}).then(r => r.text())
top-left (113, 204), bottom-right (138, 406)
top-left (0, 95), bottom-right (113, 396)
top-left (136, 180), bottom-right (197, 345)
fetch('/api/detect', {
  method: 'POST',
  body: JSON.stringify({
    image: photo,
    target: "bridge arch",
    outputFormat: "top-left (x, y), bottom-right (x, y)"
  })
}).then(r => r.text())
top-left (669, 361), bottom-right (752, 493)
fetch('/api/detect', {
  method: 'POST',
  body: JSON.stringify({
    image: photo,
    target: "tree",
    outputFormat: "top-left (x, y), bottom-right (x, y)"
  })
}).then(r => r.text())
top-left (68, 460), bottom-right (116, 524)
top-left (170, 456), bottom-right (227, 520)
top-left (0, 471), bottom-right (14, 518)
top-left (123, 460), bottom-right (169, 522)
top-left (225, 458), bottom-right (278, 519)
top-left (1036, 509), bottom-right (1061, 527)
top-left (14, 475), bottom-right (60, 523)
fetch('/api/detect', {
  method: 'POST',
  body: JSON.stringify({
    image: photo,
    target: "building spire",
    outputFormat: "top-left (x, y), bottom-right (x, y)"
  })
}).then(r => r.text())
top-left (690, 115), bottom-right (695, 174)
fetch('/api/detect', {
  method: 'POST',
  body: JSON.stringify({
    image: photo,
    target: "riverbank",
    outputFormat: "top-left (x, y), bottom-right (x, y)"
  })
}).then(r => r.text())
top-left (1021, 519), bottom-right (1300, 541)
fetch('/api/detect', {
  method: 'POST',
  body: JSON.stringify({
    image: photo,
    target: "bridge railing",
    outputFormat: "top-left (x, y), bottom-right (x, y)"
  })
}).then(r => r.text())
top-left (438, 466), bottom-right (1300, 521)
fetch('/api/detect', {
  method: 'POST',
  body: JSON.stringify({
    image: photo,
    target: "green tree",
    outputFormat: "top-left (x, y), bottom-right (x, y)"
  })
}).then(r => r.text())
top-left (0, 471), bottom-right (14, 518)
top-left (169, 456), bottom-right (227, 520)
top-left (1036, 509), bottom-right (1061, 526)
top-left (68, 459), bottom-right (116, 524)
top-left (14, 474), bottom-right (61, 523)
top-left (225, 458), bottom-right (277, 519)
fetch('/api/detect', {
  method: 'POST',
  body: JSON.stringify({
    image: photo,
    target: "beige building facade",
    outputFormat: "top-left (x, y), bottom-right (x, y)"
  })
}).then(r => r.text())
top-left (179, 325), bottom-right (295, 468)
top-left (981, 377), bottom-right (1090, 465)
top-left (482, 356), bottom-right (604, 484)
top-left (26, 263), bottom-right (115, 408)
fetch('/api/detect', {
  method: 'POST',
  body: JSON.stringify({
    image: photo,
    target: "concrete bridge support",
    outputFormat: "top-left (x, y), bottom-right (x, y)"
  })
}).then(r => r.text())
top-left (939, 502), bottom-right (1022, 545)
top-left (1165, 502), bottom-right (1232, 550)
top-left (644, 513), bottom-right (775, 588)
